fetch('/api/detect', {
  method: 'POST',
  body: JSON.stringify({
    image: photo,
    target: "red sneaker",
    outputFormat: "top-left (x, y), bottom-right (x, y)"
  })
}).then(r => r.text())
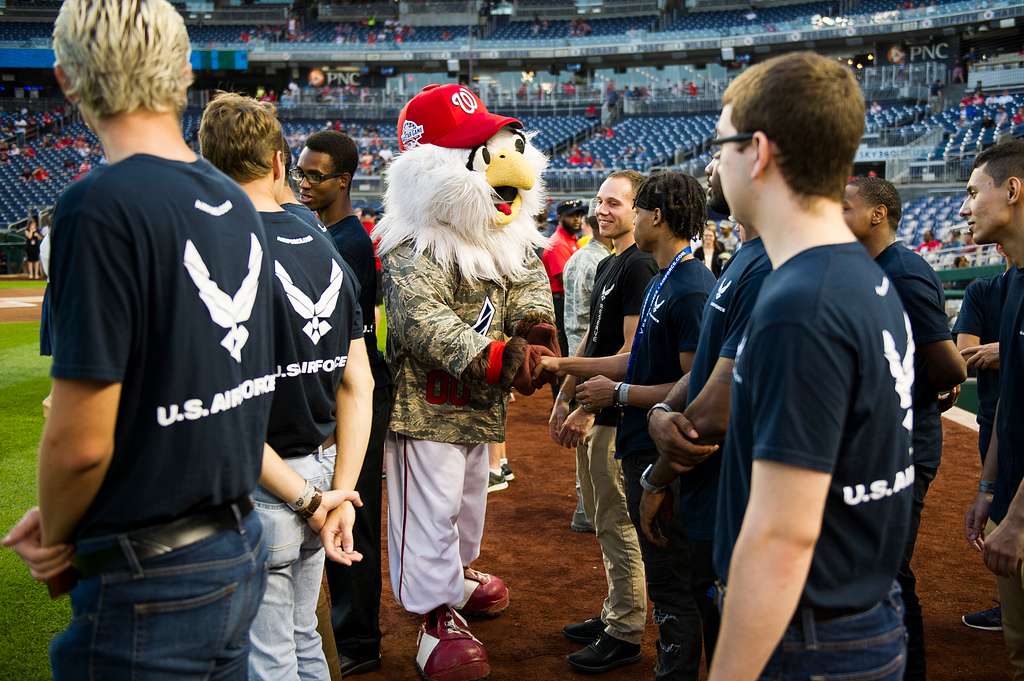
top-left (458, 567), bottom-right (510, 617)
top-left (416, 606), bottom-right (490, 681)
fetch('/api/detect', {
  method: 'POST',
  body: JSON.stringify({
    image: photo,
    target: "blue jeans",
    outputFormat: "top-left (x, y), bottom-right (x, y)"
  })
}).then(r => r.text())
top-left (51, 509), bottom-right (267, 681)
top-left (757, 583), bottom-right (907, 680)
top-left (249, 447), bottom-right (335, 681)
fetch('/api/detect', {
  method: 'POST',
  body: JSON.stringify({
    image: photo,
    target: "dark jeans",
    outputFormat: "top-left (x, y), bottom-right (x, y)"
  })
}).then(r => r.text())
top-left (896, 460), bottom-right (937, 681)
top-left (51, 510), bottom-right (267, 681)
top-left (757, 583), bottom-right (907, 680)
top-left (622, 451), bottom-right (704, 680)
top-left (327, 379), bottom-right (393, 658)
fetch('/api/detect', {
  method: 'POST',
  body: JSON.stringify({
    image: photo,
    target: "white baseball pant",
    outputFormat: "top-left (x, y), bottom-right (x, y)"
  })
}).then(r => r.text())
top-left (385, 431), bottom-right (489, 615)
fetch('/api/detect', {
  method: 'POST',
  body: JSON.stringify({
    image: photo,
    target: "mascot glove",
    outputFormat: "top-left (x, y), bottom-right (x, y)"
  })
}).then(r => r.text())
top-left (514, 343), bottom-right (558, 395)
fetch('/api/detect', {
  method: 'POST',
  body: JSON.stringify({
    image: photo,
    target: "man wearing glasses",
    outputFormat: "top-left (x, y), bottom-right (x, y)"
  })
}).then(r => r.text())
top-left (296, 131), bottom-right (394, 675)
top-left (706, 52), bottom-right (914, 681)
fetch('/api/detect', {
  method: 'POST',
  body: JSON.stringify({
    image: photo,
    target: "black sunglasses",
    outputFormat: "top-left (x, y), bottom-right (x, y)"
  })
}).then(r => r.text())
top-left (709, 132), bottom-right (755, 147)
top-left (289, 168), bottom-right (347, 185)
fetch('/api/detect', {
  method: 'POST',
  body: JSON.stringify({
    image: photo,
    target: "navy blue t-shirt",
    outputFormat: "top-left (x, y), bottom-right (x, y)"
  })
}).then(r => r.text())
top-left (616, 256), bottom-right (715, 455)
top-left (283, 201), bottom-right (327, 233)
top-left (992, 267), bottom-right (1024, 525)
top-left (49, 155), bottom-right (276, 539)
top-left (39, 284), bottom-right (52, 356)
top-left (263, 212), bottom-right (362, 459)
top-left (678, 237), bottom-right (771, 541)
top-left (327, 215), bottom-right (390, 386)
top-left (714, 243), bottom-right (914, 610)
top-left (875, 242), bottom-right (951, 469)
top-left (953, 273), bottom-right (1006, 428)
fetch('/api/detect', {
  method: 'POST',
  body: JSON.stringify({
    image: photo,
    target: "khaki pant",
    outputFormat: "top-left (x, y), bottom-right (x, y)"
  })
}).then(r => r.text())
top-left (317, 572), bottom-right (343, 680)
top-left (576, 424), bottom-right (647, 644)
top-left (989, 519), bottom-right (1024, 680)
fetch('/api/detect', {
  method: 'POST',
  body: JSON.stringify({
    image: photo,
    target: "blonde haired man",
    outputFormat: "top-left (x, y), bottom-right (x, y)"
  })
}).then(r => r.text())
top-left (199, 92), bottom-right (373, 681)
top-left (3, 1), bottom-right (277, 678)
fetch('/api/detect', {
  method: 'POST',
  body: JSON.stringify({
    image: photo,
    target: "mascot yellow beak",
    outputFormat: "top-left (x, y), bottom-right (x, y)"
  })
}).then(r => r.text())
top-left (486, 145), bottom-right (535, 227)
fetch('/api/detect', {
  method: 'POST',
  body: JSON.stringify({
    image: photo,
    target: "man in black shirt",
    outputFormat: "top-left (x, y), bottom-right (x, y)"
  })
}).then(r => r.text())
top-left (297, 129), bottom-right (394, 674)
top-left (954, 267), bottom-right (1006, 631)
top-left (961, 139), bottom-right (1024, 679)
top-left (843, 175), bottom-right (966, 680)
top-left (708, 52), bottom-right (914, 681)
top-left (198, 92), bottom-right (374, 680)
top-left (642, 150), bottom-right (773, 670)
top-left (278, 132), bottom-right (326, 233)
top-left (542, 172), bottom-right (715, 679)
top-left (3, 2), bottom-right (275, 676)
top-left (547, 170), bottom-right (656, 673)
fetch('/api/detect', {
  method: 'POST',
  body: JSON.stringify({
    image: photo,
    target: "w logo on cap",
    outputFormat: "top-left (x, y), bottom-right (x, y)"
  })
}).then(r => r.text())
top-left (451, 87), bottom-right (479, 114)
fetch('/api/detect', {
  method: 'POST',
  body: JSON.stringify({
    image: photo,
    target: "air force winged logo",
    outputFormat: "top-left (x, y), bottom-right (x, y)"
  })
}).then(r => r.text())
top-left (883, 312), bottom-right (916, 433)
top-left (472, 297), bottom-right (496, 336)
top-left (875, 276), bottom-right (890, 297)
top-left (183, 233), bottom-right (263, 363)
top-left (649, 296), bottom-right (667, 324)
top-left (715, 279), bottom-right (732, 300)
top-left (274, 259), bottom-right (345, 345)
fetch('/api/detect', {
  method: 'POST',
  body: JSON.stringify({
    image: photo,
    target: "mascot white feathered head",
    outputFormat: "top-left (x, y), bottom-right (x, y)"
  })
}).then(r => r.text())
top-left (374, 84), bottom-right (548, 283)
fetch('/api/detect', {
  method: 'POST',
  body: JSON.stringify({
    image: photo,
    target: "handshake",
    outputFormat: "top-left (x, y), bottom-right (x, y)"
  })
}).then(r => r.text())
top-left (464, 319), bottom-right (562, 396)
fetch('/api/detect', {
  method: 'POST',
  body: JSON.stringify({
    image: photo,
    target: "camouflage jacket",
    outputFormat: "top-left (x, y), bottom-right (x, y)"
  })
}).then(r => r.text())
top-left (382, 244), bottom-right (554, 444)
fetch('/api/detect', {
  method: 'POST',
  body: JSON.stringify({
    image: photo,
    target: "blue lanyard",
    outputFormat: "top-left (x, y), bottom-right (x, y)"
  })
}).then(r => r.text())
top-left (625, 246), bottom-right (691, 382)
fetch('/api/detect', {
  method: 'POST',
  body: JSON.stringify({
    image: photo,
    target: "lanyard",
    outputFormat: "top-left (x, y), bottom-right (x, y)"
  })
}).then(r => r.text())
top-left (626, 246), bottom-right (691, 382)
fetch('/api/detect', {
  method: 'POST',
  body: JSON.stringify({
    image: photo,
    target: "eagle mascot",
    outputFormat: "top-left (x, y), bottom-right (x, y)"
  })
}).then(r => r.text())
top-left (374, 84), bottom-right (559, 681)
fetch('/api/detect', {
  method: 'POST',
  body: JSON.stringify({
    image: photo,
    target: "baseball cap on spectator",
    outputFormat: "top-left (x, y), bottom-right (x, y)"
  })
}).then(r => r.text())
top-left (397, 84), bottom-right (521, 152)
top-left (557, 199), bottom-right (587, 216)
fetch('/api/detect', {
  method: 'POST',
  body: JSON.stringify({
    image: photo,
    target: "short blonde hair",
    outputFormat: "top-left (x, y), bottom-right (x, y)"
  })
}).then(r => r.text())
top-left (53, 0), bottom-right (192, 120)
top-left (199, 92), bottom-right (282, 183)
top-left (723, 51), bottom-right (864, 202)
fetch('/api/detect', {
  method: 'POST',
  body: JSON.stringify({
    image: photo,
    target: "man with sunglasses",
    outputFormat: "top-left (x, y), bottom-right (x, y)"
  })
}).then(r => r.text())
top-left (706, 52), bottom-right (914, 681)
top-left (296, 130), bottom-right (394, 675)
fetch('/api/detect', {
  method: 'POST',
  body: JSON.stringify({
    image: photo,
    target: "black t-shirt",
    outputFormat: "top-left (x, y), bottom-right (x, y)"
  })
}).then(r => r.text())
top-left (283, 201), bottom-right (327, 233)
top-left (678, 237), bottom-right (771, 541)
top-left (49, 155), bottom-right (276, 539)
top-left (875, 242), bottom-right (951, 468)
top-left (327, 215), bottom-right (390, 386)
top-left (263, 212), bottom-right (362, 458)
top-left (616, 257), bottom-right (715, 455)
top-left (39, 284), bottom-right (52, 356)
top-left (582, 243), bottom-right (659, 426)
top-left (953, 272), bottom-right (1006, 428)
top-left (714, 243), bottom-right (913, 610)
top-left (992, 267), bottom-right (1024, 525)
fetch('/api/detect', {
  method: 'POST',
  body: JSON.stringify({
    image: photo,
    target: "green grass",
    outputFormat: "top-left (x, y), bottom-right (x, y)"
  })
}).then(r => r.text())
top-left (0, 280), bottom-right (46, 289)
top-left (0, 322), bottom-right (66, 680)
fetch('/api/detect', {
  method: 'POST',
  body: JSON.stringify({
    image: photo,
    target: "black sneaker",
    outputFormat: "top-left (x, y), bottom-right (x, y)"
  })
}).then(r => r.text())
top-left (562, 616), bottom-right (605, 644)
top-left (962, 605), bottom-right (1002, 631)
top-left (567, 632), bottom-right (642, 673)
top-left (487, 471), bottom-right (508, 493)
top-left (501, 461), bottom-right (515, 481)
top-left (339, 651), bottom-right (382, 676)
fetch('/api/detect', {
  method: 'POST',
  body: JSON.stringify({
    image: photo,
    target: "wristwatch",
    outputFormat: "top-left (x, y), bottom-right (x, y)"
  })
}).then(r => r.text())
top-left (647, 402), bottom-right (673, 424)
top-left (615, 382), bottom-right (631, 407)
top-left (640, 463), bottom-right (668, 493)
top-left (296, 488), bottom-right (323, 519)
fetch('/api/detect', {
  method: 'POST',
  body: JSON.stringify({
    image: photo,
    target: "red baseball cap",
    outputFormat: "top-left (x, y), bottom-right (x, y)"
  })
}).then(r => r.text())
top-left (397, 84), bottom-right (521, 152)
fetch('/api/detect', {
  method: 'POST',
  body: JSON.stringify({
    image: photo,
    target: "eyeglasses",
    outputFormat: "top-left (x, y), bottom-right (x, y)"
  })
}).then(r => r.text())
top-left (288, 168), bottom-right (347, 185)
top-left (709, 132), bottom-right (755, 147)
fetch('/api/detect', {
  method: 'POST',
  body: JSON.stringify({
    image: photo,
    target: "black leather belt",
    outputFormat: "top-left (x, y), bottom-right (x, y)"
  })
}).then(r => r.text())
top-left (795, 603), bottom-right (872, 624)
top-left (72, 498), bottom-right (254, 578)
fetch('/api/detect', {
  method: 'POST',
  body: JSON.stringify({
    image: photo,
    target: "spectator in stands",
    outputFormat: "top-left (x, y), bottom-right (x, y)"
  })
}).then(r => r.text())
top-left (1014, 107), bottom-right (1024, 126)
top-left (719, 222), bottom-right (738, 253)
top-left (953, 255), bottom-right (971, 268)
top-left (997, 107), bottom-right (1009, 127)
top-left (688, 81), bottom-right (698, 97)
top-left (916, 228), bottom-right (941, 253)
top-left (8, 144), bottom-right (19, 158)
top-left (960, 138), bottom-right (1024, 681)
top-left (568, 146), bottom-right (584, 167)
top-left (690, 224), bottom-right (720, 277)
top-left (582, 151), bottom-right (594, 168)
top-left (19, 166), bottom-right (31, 182)
top-left (870, 100), bottom-right (882, 115)
top-left (586, 104), bottom-right (599, 119)
top-left (843, 175), bottom-right (966, 681)
top-left (14, 113), bottom-right (27, 143)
